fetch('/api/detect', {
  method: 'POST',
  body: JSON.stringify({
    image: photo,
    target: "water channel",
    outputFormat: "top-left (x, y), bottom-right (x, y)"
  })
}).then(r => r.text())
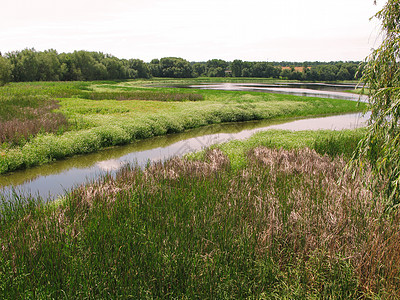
top-left (169, 82), bottom-right (368, 102)
top-left (0, 84), bottom-right (369, 200)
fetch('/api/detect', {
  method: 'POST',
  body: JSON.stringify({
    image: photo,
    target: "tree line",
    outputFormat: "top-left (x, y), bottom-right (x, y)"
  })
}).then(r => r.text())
top-left (0, 48), bottom-right (362, 85)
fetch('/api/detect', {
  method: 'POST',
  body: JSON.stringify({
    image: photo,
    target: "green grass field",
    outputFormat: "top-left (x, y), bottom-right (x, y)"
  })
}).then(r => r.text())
top-left (0, 79), bottom-right (365, 174)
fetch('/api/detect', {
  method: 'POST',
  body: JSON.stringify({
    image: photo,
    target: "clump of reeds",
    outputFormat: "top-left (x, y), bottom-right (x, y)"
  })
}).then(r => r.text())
top-left (0, 147), bottom-right (398, 298)
top-left (0, 96), bottom-right (68, 146)
top-left (82, 91), bottom-right (204, 101)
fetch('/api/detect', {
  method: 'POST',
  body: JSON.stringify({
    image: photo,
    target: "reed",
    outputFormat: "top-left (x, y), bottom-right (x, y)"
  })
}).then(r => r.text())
top-left (0, 146), bottom-right (397, 298)
top-left (82, 90), bottom-right (204, 101)
top-left (0, 95), bottom-right (68, 146)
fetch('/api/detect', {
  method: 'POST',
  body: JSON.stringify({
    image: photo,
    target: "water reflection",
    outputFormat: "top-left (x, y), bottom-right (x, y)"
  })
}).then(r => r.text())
top-left (0, 112), bottom-right (369, 200)
top-left (171, 82), bottom-right (367, 102)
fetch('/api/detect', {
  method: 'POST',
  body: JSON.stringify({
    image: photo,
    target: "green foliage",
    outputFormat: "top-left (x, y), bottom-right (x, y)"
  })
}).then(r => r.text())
top-left (2, 47), bottom-right (363, 83)
top-left (5, 49), bottom-right (151, 82)
top-left (192, 62), bottom-right (206, 77)
top-left (352, 0), bottom-right (400, 208)
top-left (153, 57), bottom-right (194, 78)
top-left (205, 59), bottom-right (229, 77)
top-left (0, 55), bottom-right (12, 86)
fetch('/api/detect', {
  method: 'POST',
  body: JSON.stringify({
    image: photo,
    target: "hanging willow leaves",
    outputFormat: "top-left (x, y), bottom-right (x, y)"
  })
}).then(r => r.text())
top-left (352, 0), bottom-right (400, 208)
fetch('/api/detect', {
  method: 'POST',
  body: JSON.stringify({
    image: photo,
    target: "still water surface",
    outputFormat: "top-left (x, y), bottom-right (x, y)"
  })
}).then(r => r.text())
top-left (0, 112), bottom-right (369, 200)
top-left (175, 82), bottom-right (367, 102)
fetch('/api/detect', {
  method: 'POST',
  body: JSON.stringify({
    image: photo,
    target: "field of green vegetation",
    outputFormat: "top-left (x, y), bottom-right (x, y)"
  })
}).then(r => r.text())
top-left (2, 79), bottom-right (399, 298)
top-left (0, 79), bottom-right (364, 174)
top-left (1, 129), bottom-right (399, 298)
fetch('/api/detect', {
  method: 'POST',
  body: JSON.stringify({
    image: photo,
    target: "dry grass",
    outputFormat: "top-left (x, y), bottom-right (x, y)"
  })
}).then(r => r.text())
top-left (0, 98), bottom-right (68, 145)
top-left (245, 147), bottom-right (398, 296)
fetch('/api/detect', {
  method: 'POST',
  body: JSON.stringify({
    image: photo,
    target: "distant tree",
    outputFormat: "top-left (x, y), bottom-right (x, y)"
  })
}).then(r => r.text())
top-left (280, 68), bottom-right (292, 80)
top-left (127, 59), bottom-right (150, 79)
top-left (206, 59), bottom-right (228, 77)
top-left (59, 52), bottom-right (80, 81)
top-left (206, 59), bottom-right (228, 70)
top-left (336, 66), bottom-right (351, 81)
top-left (314, 65), bottom-right (338, 81)
top-left (207, 67), bottom-right (225, 77)
top-left (72, 51), bottom-right (107, 81)
top-left (37, 49), bottom-right (61, 81)
top-left (250, 62), bottom-right (280, 78)
top-left (103, 56), bottom-right (126, 79)
top-left (192, 63), bottom-right (206, 77)
top-left (0, 55), bottom-right (12, 86)
top-left (231, 60), bottom-right (243, 77)
top-left (7, 48), bottom-right (39, 81)
top-left (156, 57), bottom-right (193, 78)
top-left (241, 68), bottom-right (251, 77)
top-left (149, 59), bottom-right (161, 77)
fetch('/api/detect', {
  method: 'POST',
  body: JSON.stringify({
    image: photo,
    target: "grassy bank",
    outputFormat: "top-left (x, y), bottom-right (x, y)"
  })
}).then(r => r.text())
top-left (0, 130), bottom-right (397, 298)
top-left (189, 128), bottom-right (367, 169)
top-left (0, 80), bottom-right (365, 174)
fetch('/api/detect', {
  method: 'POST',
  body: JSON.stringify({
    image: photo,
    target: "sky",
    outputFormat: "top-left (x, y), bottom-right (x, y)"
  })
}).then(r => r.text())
top-left (1, 0), bottom-right (385, 62)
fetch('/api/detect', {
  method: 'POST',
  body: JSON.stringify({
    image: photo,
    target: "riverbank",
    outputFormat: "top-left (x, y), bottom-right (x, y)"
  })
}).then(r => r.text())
top-left (0, 80), bottom-right (365, 174)
top-left (1, 129), bottom-right (397, 299)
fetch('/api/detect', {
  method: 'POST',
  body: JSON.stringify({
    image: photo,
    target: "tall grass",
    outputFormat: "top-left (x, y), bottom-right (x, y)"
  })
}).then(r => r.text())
top-left (0, 147), bottom-right (397, 298)
top-left (0, 95), bottom-right (68, 146)
top-left (81, 90), bottom-right (204, 101)
top-left (0, 81), bottom-right (91, 99)
top-left (189, 129), bottom-right (367, 170)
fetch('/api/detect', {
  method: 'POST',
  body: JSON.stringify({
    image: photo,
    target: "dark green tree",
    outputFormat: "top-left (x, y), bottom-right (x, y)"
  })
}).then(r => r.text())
top-left (103, 56), bottom-right (126, 79)
top-left (158, 57), bottom-right (193, 78)
top-left (0, 55), bottom-right (12, 86)
top-left (231, 60), bottom-right (243, 77)
top-left (37, 49), bottom-right (61, 81)
top-left (127, 59), bottom-right (150, 79)
top-left (206, 59), bottom-right (228, 77)
top-left (7, 48), bottom-right (39, 81)
top-left (149, 59), bottom-right (161, 77)
top-left (192, 63), bottom-right (206, 77)
top-left (336, 66), bottom-right (351, 81)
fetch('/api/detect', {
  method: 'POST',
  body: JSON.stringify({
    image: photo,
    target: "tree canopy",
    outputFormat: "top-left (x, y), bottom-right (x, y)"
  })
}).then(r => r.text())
top-left (0, 48), bottom-right (362, 83)
top-left (0, 55), bottom-right (12, 86)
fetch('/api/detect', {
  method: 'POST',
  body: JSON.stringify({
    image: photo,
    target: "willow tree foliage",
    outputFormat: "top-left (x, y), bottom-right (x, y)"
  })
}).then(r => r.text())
top-left (354, 0), bottom-right (400, 208)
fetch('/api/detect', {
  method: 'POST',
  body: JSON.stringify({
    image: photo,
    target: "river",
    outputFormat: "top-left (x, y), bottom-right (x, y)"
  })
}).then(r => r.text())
top-left (0, 113), bottom-right (368, 200)
top-left (167, 82), bottom-right (368, 102)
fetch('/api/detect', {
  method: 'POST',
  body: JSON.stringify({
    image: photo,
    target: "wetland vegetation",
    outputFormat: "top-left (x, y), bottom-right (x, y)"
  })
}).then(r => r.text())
top-left (0, 79), bottom-right (364, 174)
top-left (1, 76), bottom-right (397, 298)
top-left (1, 129), bottom-right (399, 298)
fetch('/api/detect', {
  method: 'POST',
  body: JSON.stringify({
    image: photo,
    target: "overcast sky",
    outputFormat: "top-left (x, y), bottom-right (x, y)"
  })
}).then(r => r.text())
top-left (1, 0), bottom-right (385, 62)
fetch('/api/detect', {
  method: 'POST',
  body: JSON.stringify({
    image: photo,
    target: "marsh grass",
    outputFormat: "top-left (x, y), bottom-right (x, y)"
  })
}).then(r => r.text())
top-left (188, 129), bottom-right (367, 170)
top-left (0, 81), bottom-right (91, 99)
top-left (82, 90), bottom-right (204, 101)
top-left (0, 147), bottom-right (397, 298)
top-left (0, 95), bottom-right (68, 146)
